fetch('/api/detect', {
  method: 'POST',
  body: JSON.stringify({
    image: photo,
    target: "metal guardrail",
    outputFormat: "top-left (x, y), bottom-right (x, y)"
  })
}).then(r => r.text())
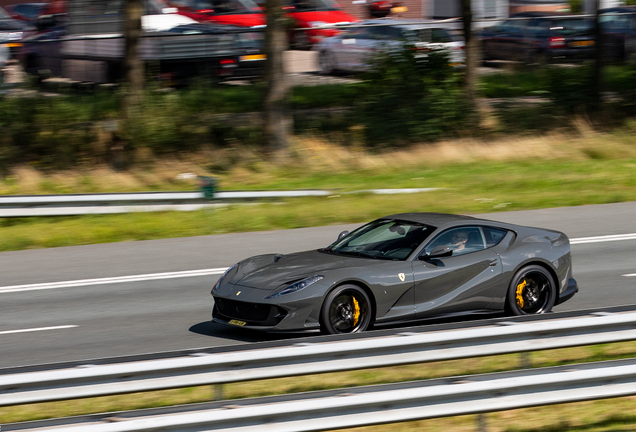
top-left (0, 188), bottom-right (439, 217)
top-left (2, 308), bottom-right (636, 407)
top-left (6, 358), bottom-right (636, 431)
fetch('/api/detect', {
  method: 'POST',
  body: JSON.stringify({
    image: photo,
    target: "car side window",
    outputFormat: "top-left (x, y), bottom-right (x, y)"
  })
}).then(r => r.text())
top-left (483, 227), bottom-right (507, 247)
top-left (431, 28), bottom-right (453, 43)
top-left (424, 227), bottom-right (486, 257)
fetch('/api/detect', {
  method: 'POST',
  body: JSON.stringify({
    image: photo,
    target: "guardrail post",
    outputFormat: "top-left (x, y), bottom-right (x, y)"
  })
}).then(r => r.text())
top-left (477, 413), bottom-right (489, 432)
top-left (518, 351), bottom-right (532, 369)
top-left (214, 384), bottom-right (225, 401)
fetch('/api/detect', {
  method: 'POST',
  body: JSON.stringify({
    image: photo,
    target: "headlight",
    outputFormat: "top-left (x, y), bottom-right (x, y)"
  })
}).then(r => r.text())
top-left (211, 264), bottom-right (237, 293)
top-left (8, 32), bottom-right (23, 41)
top-left (309, 21), bottom-right (328, 28)
top-left (265, 275), bottom-right (324, 299)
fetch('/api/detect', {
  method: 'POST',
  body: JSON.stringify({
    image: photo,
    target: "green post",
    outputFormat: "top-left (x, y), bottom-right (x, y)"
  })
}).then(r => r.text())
top-left (199, 176), bottom-right (217, 200)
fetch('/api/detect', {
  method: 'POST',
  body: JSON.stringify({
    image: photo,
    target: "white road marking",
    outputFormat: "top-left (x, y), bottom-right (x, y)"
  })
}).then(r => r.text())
top-left (0, 268), bottom-right (228, 294)
top-left (622, 274), bottom-right (636, 277)
top-left (1, 232), bottom-right (636, 294)
top-left (0, 325), bottom-right (78, 335)
top-left (570, 233), bottom-right (636, 245)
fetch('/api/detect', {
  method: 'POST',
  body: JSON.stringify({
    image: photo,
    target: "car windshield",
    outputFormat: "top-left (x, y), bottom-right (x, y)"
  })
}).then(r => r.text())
top-left (324, 219), bottom-right (435, 261)
top-left (287, 0), bottom-right (343, 12)
top-left (0, 6), bottom-right (11, 19)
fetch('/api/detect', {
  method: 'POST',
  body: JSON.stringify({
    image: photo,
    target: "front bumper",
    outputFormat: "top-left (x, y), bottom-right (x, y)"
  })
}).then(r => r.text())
top-left (211, 289), bottom-right (323, 331)
top-left (555, 277), bottom-right (578, 306)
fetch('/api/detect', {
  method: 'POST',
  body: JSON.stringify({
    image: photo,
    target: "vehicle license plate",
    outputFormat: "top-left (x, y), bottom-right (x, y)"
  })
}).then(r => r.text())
top-left (240, 54), bottom-right (266, 61)
top-left (229, 319), bottom-right (247, 326)
top-left (570, 40), bottom-right (594, 47)
top-left (391, 6), bottom-right (408, 12)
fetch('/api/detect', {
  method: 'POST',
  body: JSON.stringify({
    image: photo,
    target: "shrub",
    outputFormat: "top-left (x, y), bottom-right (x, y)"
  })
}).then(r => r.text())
top-left (353, 46), bottom-right (469, 146)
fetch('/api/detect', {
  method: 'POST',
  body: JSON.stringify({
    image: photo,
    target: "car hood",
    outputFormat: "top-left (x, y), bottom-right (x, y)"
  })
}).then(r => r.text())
top-left (290, 10), bottom-right (358, 25)
top-left (0, 19), bottom-right (26, 31)
top-left (205, 14), bottom-right (266, 27)
top-left (231, 250), bottom-right (370, 290)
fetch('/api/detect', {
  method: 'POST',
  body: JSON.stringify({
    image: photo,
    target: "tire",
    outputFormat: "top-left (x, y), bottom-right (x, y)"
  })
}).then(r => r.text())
top-left (318, 50), bottom-right (336, 75)
top-left (320, 284), bottom-right (372, 334)
top-left (506, 265), bottom-right (556, 316)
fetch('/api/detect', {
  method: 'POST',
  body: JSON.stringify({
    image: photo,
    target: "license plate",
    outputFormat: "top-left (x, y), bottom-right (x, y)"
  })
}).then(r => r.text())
top-left (570, 40), bottom-right (594, 47)
top-left (240, 54), bottom-right (266, 61)
top-left (391, 6), bottom-right (408, 12)
top-left (229, 319), bottom-right (247, 326)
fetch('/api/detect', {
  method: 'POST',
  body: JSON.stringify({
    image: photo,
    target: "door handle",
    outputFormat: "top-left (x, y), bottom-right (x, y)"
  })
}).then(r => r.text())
top-left (489, 259), bottom-right (498, 266)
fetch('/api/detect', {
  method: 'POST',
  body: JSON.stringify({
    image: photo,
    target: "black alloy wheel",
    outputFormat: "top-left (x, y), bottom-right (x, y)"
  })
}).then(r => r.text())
top-left (321, 284), bottom-right (372, 334)
top-left (507, 265), bottom-right (556, 315)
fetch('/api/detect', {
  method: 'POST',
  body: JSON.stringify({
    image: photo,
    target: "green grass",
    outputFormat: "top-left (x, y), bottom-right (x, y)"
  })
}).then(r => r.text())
top-left (2, 155), bottom-right (636, 251)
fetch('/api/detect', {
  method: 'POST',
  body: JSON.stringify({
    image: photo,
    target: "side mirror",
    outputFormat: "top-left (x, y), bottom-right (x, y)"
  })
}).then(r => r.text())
top-left (337, 230), bottom-right (349, 240)
top-left (419, 246), bottom-right (453, 260)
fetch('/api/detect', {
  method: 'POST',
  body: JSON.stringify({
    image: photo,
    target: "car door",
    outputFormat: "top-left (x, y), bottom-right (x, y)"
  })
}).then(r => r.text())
top-left (336, 26), bottom-right (368, 70)
top-left (412, 226), bottom-right (505, 319)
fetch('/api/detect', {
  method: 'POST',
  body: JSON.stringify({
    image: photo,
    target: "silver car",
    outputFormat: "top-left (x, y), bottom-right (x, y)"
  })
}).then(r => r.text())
top-left (314, 19), bottom-right (465, 74)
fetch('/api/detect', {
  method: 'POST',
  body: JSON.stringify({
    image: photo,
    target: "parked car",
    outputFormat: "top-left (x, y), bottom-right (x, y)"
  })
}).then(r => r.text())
top-left (285, 0), bottom-right (359, 49)
top-left (0, 6), bottom-right (28, 58)
top-left (314, 19), bottom-right (464, 74)
top-left (481, 12), bottom-right (595, 64)
top-left (4, 3), bottom-right (47, 24)
top-left (167, 0), bottom-right (266, 28)
top-left (599, 6), bottom-right (636, 62)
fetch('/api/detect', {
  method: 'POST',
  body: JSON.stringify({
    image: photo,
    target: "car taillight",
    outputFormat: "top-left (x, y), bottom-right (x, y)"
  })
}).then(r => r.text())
top-left (220, 59), bottom-right (236, 65)
top-left (548, 37), bottom-right (566, 49)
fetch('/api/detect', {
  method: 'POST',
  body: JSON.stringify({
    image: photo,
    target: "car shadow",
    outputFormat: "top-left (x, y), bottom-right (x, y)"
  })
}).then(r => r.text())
top-left (189, 321), bottom-right (314, 343)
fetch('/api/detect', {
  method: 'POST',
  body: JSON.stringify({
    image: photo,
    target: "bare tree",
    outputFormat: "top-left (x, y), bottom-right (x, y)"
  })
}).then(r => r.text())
top-left (263, 0), bottom-right (291, 157)
top-left (123, 0), bottom-right (144, 107)
top-left (592, 0), bottom-right (602, 111)
top-left (460, 0), bottom-right (477, 110)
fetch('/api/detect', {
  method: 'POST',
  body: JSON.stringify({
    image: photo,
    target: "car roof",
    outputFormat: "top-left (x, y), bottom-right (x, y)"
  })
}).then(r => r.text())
top-left (381, 212), bottom-right (479, 227)
top-left (359, 18), bottom-right (459, 30)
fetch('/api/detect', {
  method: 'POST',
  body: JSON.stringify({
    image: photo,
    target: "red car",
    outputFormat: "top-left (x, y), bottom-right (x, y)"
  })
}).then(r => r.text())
top-left (167, 0), bottom-right (266, 27)
top-left (285, 0), bottom-right (358, 48)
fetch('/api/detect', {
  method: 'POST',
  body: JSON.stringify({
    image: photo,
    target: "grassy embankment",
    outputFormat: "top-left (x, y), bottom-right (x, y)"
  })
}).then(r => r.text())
top-left (1, 127), bottom-right (636, 252)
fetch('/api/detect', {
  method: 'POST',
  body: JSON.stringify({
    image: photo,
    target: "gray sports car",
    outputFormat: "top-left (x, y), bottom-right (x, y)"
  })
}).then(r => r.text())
top-left (211, 213), bottom-right (578, 334)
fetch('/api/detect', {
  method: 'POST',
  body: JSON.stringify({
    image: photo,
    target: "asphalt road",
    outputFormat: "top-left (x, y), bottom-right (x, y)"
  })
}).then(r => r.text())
top-left (1, 202), bottom-right (636, 369)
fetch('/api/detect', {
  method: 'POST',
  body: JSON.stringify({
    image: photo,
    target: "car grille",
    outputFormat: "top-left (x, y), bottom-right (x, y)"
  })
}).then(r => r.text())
top-left (214, 297), bottom-right (286, 325)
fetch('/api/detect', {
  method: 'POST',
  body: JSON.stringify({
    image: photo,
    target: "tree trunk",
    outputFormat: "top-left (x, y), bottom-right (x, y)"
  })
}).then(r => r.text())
top-left (123, 0), bottom-right (144, 108)
top-left (592, 0), bottom-right (602, 111)
top-left (263, 0), bottom-right (291, 158)
top-left (461, 0), bottom-right (477, 110)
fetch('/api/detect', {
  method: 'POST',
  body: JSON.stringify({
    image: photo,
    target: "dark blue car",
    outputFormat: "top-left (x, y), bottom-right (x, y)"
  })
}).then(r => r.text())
top-left (481, 12), bottom-right (595, 64)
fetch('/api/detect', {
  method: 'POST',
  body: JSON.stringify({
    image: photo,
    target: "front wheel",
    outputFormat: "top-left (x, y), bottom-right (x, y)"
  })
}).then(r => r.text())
top-left (320, 284), bottom-right (372, 334)
top-left (507, 265), bottom-right (556, 315)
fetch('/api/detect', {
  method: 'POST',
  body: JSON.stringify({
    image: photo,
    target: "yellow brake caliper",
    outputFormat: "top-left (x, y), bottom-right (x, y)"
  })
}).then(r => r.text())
top-left (516, 279), bottom-right (527, 309)
top-left (352, 297), bottom-right (361, 326)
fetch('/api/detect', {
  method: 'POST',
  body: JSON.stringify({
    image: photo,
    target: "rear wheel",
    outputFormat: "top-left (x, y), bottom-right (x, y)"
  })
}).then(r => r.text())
top-left (318, 50), bottom-right (336, 75)
top-left (320, 284), bottom-right (372, 334)
top-left (507, 265), bottom-right (556, 315)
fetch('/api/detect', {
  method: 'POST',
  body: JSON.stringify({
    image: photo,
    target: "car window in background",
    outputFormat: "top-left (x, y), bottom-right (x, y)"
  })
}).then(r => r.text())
top-left (0, 6), bottom-right (11, 19)
top-left (431, 28), bottom-right (454, 43)
top-left (550, 18), bottom-right (594, 35)
top-left (367, 25), bottom-right (402, 40)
